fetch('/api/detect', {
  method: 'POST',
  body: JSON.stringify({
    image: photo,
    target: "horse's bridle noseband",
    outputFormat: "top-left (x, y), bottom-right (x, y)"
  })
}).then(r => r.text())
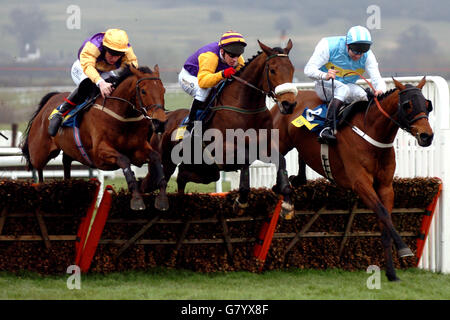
top-left (104, 76), bottom-right (165, 121)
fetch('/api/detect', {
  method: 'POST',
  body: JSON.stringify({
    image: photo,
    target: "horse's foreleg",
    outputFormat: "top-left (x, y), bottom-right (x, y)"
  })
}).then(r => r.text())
top-left (289, 153), bottom-right (307, 188)
top-left (144, 150), bottom-right (169, 211)
top-left (233, 165), bottom-right (250, 216)
top-left (62, 153), bottom-right (73, 180)
top-left (356, 179), bottom-right (412, 281)
top-left (116, 154), bottom-right (145, 211)
top-left (275, 153), bottom-right (294, 219)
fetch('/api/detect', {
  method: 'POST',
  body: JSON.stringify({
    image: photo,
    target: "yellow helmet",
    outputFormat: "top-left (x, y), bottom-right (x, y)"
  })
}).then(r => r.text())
top-left (103, 29), bottom-right (130, 52)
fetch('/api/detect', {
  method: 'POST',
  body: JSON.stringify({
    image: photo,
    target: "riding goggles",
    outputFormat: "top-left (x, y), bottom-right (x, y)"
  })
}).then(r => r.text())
top-left (348, 43), bottom-right (371, 55)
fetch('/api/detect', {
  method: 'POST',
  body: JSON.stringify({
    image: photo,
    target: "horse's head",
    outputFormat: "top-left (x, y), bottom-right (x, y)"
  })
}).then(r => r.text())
top-left (258, 39), bottom-right (297, 114)
top-left (130, 65), bottom-right (167, 134)
top-left (393, 77), bottom-right (434, 147)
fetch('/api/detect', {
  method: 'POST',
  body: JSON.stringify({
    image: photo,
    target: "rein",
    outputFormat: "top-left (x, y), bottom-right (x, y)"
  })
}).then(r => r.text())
top-left (231, 53), bottom-right (290, 103)
top-left (345, 71), bottom-right (428, 133)
top-left (102, 76), bottom-right (165, 124)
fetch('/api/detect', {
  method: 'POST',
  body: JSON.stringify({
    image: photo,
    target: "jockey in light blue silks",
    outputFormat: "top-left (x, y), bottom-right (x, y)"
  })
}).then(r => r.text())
top-left (304, 25), bottom-right (386, 144)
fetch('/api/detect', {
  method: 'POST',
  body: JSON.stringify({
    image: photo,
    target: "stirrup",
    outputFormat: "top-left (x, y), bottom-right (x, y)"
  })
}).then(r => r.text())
top-left (318, 127), bottom-right (336, 144)
top-left (48, 113), bottom-right (63, 137)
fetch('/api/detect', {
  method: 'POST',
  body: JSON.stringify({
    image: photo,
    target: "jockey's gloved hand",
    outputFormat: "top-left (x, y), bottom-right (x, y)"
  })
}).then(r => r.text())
top-left (222, 67), bottom-right (236, 78)
top-left (97, 79), bottom-right (114, 98)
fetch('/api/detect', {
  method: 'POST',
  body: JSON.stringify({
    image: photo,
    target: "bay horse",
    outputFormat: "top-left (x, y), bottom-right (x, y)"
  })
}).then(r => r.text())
top-left (271, 77), bottom-right (434, 281)
top-left (146, 40), bottom-right (298, 216)
top-left (21, 65), bottom-right (169, 211)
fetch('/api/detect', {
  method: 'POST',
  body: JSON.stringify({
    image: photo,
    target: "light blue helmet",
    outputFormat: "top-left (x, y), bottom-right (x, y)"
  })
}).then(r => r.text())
top-left (346, 26), bottom-right (372, 45)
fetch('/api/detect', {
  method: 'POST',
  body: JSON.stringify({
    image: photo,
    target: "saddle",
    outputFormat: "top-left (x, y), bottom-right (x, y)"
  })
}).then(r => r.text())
top-left (176, 82), bottom-right (226, 140)
top-left (292, 90), bottom-right (373, 135)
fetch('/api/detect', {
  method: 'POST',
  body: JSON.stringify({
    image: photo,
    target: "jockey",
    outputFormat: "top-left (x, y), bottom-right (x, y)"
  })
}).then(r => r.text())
top-left (48, 28), bottom-right (138, 136)
top-left (178, 31), bottom-right (247, 132)
top-left (304, 25), bottom-right (386, 144)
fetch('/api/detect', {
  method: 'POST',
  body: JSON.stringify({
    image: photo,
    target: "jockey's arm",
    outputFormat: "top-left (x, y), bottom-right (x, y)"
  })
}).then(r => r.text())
top-left (365, 51), bottom-right (386, 95)
top-left (79, 42), bottom-right (103, 85)
top-left (197, 52), bottom-right (224, 89)
top-left (304, 38), bottom-right (331, 81)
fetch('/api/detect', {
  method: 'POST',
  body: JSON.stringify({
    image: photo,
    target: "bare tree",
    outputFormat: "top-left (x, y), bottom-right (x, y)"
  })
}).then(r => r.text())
top-left (4, 6), bottom-right (49, 57)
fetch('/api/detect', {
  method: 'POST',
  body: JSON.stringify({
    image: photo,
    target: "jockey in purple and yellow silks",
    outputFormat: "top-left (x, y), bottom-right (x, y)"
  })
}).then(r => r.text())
top-left (48, 28), bottom-right (138, 137)
top-left (304, 25), bottom-right (386, 144)
top-left (178, 31), bottom-right (247, 132)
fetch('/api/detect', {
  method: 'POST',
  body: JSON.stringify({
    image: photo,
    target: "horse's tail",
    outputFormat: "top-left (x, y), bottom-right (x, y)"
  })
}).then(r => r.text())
top-left (21, 92), bottom-right (59, 170)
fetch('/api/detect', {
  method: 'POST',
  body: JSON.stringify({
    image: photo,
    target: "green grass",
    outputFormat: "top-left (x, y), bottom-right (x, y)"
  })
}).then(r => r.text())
top-left (1, 268), bottom-right (449, 300)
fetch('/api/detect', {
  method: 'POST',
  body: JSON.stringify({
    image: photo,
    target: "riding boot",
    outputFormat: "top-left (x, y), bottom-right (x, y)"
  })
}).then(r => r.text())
top-left (186, 99), bottom-right (204, 132)
top-left (319, 98), bottom-right (343, 144)
top-left (48, 87), bottom-right (84, 137)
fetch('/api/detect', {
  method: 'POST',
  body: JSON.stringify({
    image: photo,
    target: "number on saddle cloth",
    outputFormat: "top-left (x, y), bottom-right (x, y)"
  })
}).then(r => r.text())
top-left (291, 103), bottom-right (329, 133)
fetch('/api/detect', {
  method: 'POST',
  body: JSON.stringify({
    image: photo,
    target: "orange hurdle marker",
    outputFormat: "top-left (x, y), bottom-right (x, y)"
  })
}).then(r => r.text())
top-left (254, 198), bottom-right (283, 271)
top-left (416, 179), bottom-right (442, 265)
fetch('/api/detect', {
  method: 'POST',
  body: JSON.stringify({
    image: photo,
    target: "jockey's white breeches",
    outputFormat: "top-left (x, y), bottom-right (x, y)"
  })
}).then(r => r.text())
top-left (314, 79), bottom-right (367, 103)
top-left (178, 67), bottom-right (211, 102)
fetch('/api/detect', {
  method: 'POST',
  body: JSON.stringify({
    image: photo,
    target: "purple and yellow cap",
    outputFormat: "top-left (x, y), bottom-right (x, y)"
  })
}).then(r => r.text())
top-left (218, 31), bottom-right (247, 55)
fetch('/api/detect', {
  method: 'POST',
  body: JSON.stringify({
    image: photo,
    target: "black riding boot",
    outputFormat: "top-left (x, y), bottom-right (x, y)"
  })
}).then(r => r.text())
top-left (48, 87), bottom-right (84, 137)
top-left (319, 98), bottom-right (343, 144)
top-left (186, 99), bottom-right (204, 132)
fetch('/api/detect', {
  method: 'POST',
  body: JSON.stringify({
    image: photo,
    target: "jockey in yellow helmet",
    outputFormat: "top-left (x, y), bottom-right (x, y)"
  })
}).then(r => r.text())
top-left (48, 28), bottom-right (138, 136)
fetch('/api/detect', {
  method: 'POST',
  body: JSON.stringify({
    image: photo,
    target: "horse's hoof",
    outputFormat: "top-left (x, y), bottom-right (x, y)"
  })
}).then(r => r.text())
top-left (289, 175), bottom-right (306, 188)
top-left (387, 275), bottom-right (401, 282)
top-left (130, 197), bottom-right (146, 211)
top-left (233, 199), bottom-right (248, 216)
top-left (280, 202), bottom-right (294, 220)
top-left (398, 247), bottom-right (414, 258)
top-left (155, 194), bottom-right (169, 211)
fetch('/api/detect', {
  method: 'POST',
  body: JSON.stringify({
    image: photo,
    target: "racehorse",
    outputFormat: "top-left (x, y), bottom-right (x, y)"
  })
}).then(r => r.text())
top-left (21, 65), bottom-right (169, 211)
top-left (146, 40), bottom-right (298, 216)
top-left (271, 77), bottom-right (434, 281)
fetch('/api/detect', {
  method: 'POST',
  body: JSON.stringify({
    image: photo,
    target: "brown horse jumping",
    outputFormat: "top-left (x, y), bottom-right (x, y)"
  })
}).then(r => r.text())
top-left (147, 40), bottom-right (298, 216)
top-left (21, 65), bottom-right (169, 211)
top-left (271, 77), bottom-right (434, 281)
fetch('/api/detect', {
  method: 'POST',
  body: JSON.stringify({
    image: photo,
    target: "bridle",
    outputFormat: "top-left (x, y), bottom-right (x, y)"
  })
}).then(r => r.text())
top-left (345, 71), bottom-right (431, 133)
top-left (231, 53), bottom-right (294, 107)
top-left (103, 76), bottom-right (165, 122)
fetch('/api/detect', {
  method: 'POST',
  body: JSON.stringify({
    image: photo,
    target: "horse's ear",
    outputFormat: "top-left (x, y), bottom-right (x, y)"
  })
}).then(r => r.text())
top-left (258, 40), bottom-right (273, 56)
top-left (154, 64), bottom-right (160, 74)
top-left (392, 77), bottom-right (406, 90)
top-left (417, 76), bottom-right (427, 89)
top-left (284, 39), bottom-right (293, 55)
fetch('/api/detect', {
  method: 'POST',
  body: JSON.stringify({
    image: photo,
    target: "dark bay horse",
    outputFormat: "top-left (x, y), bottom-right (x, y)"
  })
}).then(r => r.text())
top-left (147, 40), bottom-right (298, 216)
top-left (271, 77), bottom-right (434, 281)
top-left (21, 65), bottom-right (169, 211)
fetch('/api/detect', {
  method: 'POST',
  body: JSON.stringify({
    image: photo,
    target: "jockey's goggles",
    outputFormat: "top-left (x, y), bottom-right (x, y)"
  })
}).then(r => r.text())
top-left (348, 43), bottom-right (371, 55)
top-left (224, 50), bottom-right (240, 59)
top-left (106, 48), bottom-right (126, 57)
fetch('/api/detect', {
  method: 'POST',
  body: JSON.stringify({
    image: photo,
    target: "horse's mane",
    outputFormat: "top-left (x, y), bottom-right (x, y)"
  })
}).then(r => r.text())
top-left (373, 88), bottom-right (397, 104)
top-left (137, 66), bottom-right (154, 74)
top-left (235, 47), bottom-right (284, 77)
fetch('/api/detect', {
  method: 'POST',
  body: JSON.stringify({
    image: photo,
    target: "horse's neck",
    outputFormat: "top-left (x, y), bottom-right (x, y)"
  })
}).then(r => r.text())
top-left (219, 56), bottom-right (266, 107)
top-left (363, 92), bottom-right (400, 140)
top-left (102, 77), bottom-right (137, 113)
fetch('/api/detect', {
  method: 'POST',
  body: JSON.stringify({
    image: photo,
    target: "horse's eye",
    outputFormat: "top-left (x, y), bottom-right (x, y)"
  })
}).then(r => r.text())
top-left (270, 69), bottom-right (276, 74)
top-left (141, 89), bottom-right (146, 95)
